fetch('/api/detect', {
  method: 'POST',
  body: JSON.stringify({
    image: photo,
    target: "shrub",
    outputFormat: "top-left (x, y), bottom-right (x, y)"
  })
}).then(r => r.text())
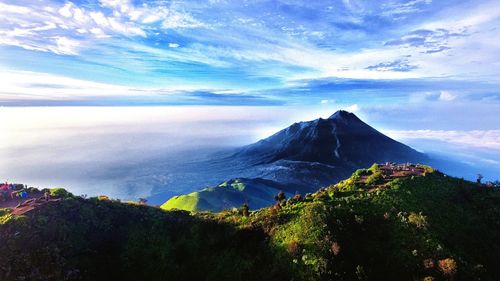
top-left (241, 203), bottom-right (250, 217)
top-left (423, 258), bottom-right (435, 269)
top-left (408, 212), bottom-right (428, 229)
top-left (98, 195), bottom-right (110, 201)
top-left (366, 171), bottom-right (384, 186)
top-left (368, 163), bottom-right (380, 173)
top-left (274, 191), bottom-right (286, 204)
top-left (354, 169), bottom-right (370, 177)
top-left (287, 240), bottom-right (301, 257)
top-left (356, 265), bottom-right (367, 280)
top-left (49, 188), bottom-right (73, 198)
top-left (438, 258), bottom-right (457, 277)
top-left (293, 193), bottom-right (302, 201)
top-left (354, 215), bottom-right (364, 224)
top-left (331, 242), bottom-right (341, 256)
top-left (0, 208), bottom-right (10, 216)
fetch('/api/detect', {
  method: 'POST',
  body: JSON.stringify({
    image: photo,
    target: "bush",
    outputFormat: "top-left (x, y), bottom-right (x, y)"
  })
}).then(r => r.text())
top-left (368, 163), bottom-right (380, 173)
top-left (0, 208), bottom-right (10, 217)
top-left (287, 240), bottom-right (301, 256)
top-left (408, 212), bottom-right (428, 229)
top-left (423, 258), bottom-right (435, 269)
top-left (354, 169), bottom-right (370, 176)
top-left (49, 188), bottom-right (73, 198)
top-left (366, 171), bottom-right (384, 186)
top-left (438, 258), bottom-right (457, 277)
top-left (331, 242), bottom-right (341, 256)
top-left (240, 203), bottom-right (250, 217)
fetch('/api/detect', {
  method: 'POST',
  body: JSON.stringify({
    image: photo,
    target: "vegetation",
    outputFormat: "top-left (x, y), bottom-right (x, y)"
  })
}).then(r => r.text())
top-left (1, 167), bottom-right (499, 281)
top-left (160, 191), bottom-right (201, 211)
top-left (49, 188), bottom-right (73, 199)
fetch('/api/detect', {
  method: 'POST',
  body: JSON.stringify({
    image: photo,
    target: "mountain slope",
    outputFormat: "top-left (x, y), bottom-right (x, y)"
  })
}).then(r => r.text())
top-left (1, 168), bottom-right (499, 281)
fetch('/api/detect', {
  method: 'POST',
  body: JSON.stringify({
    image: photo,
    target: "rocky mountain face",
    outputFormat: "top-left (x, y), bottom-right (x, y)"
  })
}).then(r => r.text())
top-left (234, 110), bottom-right (425, 167)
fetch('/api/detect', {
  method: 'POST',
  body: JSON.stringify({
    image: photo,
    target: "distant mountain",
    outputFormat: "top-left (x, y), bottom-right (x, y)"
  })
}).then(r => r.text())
top-left (161, 111), bottom-right (428, 211)
top-left (234, 110), bottom-right (425, 167)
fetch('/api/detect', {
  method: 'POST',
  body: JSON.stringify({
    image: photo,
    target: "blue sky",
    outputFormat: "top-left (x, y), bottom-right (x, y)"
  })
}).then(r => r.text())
top-left (1, 0), bottom-right (500, 105)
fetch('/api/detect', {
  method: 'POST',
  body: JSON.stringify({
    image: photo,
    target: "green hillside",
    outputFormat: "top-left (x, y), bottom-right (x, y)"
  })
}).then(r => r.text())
top-left (161, 178), bottom-right (300, 212)
top-left (1, 167), bottom-right (499, 281)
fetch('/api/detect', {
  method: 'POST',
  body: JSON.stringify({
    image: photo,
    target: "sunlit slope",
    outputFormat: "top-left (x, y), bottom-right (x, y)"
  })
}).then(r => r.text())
top-left (161, 178), bottom-right (299, 212)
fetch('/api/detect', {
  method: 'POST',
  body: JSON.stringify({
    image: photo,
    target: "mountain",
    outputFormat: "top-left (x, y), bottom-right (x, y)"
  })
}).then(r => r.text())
top-left (2, 168), bottom-right (499, 281)
top-left (234, 110), bottom-right (425, 167)
top-left (161, 111), bottom-right (428, 211)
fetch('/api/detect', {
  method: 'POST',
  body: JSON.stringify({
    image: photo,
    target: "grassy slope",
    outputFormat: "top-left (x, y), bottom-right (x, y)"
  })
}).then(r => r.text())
top-left (1, 168), bottom-right (499, 281)
top-left (160, 178), bottom-right (286, 212)
top-left (161, 191), bottom-right (201, 211)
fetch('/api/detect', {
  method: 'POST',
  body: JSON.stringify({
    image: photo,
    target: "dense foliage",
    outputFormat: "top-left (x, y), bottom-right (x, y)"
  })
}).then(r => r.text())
top-left (1, 168), bottom-right (499, 281)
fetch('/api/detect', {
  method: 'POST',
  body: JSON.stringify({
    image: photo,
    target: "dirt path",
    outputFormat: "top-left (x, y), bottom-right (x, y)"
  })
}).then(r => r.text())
top-left (0, 192), bottom-right (42, 209)
top-left (9, 197), bottom-right (61, 216)
top-left (1, 193), bottom-right (62, 216)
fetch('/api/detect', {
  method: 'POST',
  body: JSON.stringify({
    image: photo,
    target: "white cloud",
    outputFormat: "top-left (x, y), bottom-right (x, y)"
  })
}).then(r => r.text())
top-left (439, 91), bottom-right (456, 101)
top-left (344, 104), bottom-right (360, 112)
top-left (168, 43), bottom-right (180, 48)
top-left (0, 2), bottom-right (31, 14)
top-left (50, 36), bottom-right (80, 55)
top-left (0, 70), bottom-right (210, 101)
top-left (58, 3), bottom-right (73, 18)
top-left (0, 0), bottom-right (207, 56)
top-left (90, 11), bottom-right (109, 27)
top-left (161, 12), bottom-right (205, 29)
top-left (382, 0), bottom-right (433, 18)
top-left (384, 129), bottom-right (500, 149)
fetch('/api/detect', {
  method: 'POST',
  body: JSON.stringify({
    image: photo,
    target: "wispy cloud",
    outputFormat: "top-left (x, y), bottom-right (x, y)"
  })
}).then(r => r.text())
top-left (385, 129), bottom-right (500, 150)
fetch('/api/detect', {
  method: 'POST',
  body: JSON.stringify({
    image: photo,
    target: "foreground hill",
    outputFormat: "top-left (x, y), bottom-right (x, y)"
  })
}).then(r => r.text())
top-left (160, 111), bottom-right (428, 211)
top-left (1, 167), bottom-right (499, 281)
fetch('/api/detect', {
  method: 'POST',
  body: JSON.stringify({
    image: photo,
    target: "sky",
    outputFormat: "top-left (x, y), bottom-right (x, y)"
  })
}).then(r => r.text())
top-left (1, 0), bottom-right (500, 190)
top-left (0, 0), bottom-right (500, 106)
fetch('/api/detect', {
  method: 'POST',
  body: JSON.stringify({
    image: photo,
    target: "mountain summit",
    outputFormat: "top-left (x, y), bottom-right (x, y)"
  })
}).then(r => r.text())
top-left (234, 110), bottom-right (426, 168)
top-left (328, 109), bottom-right (359, 120)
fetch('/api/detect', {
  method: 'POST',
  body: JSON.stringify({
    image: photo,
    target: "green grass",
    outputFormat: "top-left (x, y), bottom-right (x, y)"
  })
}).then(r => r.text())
top-left (160, 191), bottom-right (200, 211)
top-left (1, 168), bottom-right (499, 281)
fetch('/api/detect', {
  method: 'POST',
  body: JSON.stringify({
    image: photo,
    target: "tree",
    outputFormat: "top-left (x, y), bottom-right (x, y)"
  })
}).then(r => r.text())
top-left (274, 191), bottom-right (286, 204)
top-left (241, 203), bottom-right (249, 217)
top-left (477, 174), bottom-right (484, 184)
